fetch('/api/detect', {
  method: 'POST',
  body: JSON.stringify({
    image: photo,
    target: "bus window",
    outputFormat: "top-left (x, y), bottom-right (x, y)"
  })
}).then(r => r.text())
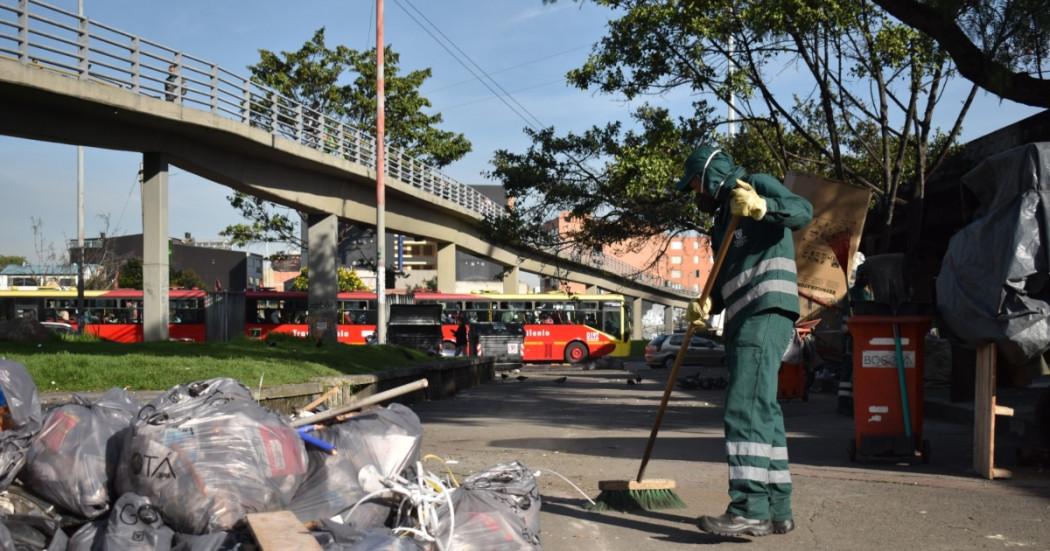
top-left (171, 299), bottom-right (201, 324)
top-left (338, 300), bottom-right (373, 324)
top-left (602, 307), bottom-right (623, 340)
top-left (464, 301), bottom-right (492, 322)
top-left (495, 301), bottom-right (533, 324)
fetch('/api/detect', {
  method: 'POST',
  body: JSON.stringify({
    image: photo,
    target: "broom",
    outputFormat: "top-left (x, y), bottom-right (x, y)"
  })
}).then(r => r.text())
top-left (592, 213), bottom-right (742, 512)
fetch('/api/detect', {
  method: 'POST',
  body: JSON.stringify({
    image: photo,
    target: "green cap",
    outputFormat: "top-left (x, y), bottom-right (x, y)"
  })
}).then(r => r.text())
top-left (675, 144), bottom-right (745, 200)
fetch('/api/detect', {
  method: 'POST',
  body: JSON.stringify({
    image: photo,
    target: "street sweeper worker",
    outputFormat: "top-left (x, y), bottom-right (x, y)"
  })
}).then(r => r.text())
top-left (678, 144), bottom-right (812, 538)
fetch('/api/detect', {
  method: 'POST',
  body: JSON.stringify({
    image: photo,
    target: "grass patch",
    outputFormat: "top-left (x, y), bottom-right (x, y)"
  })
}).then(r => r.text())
top-left (0, 336), bottom-right (432, 392)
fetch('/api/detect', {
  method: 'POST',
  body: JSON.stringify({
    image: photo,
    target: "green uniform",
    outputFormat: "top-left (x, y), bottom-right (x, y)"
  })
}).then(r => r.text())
top-left (681, 146), bottom-right (813, 521)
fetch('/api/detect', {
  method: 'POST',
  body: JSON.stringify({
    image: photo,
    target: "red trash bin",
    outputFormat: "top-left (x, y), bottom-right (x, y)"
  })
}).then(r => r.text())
top-left (846, 315), bottom-right (932, 463)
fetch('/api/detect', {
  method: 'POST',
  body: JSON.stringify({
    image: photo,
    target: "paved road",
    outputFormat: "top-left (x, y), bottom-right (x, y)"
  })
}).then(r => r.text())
top-left (414, 362), bottom-right (1050, 551)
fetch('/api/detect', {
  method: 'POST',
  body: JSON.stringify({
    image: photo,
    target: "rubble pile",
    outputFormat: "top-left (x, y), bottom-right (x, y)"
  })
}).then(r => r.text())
top-left (0, 361), bottom-right (542, 550)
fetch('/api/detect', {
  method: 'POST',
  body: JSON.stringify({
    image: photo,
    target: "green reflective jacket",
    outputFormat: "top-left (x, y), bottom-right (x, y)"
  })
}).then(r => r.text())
top-left (709, 172), bottom-right (813, 338)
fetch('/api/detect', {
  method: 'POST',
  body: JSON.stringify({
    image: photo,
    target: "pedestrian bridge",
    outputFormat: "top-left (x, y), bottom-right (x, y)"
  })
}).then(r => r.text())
top-left (0, 0), bottom-right (690, 339)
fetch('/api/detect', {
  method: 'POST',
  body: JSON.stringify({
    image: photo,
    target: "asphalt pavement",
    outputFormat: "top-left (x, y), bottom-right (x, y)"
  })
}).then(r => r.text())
top-left (413, 361), bottom-right (1050, 551)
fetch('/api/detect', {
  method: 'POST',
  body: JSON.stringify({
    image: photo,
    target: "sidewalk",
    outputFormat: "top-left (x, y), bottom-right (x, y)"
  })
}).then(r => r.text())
top-left (413, 362), bottom-right (1050, 550)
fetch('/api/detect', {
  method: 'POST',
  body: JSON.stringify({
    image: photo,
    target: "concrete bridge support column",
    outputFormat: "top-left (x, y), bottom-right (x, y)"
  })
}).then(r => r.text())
top-left (307, 213), bottom-right (338, 343)
top-left (664, 305), bottom-right (675, 334)
top-left (502, 265), bottom-right (520, 294)
top-left (585, 284), bottom-right (601, 294)
top-left (437, 242), bottom-right (456, 293)
top-left (141, 153), bottom-right (169, 342)
top-left (630, 297), bottom-right (644, 341)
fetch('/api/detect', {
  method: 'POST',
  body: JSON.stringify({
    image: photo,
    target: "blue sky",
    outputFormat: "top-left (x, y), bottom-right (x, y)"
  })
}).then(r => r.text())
top-left (0, 0), bottom-right (1042, 259)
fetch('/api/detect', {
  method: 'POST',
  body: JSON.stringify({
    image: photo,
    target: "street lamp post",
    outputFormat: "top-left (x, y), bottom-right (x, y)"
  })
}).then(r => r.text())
top-left (375, 0), bottom-right (387, 344)
top-left (75, 0), bottom-right (85, 333)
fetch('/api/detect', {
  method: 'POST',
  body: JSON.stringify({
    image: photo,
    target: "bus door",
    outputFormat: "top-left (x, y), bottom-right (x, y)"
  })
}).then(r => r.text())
top-left (601, 301), bottom-right (625, 341)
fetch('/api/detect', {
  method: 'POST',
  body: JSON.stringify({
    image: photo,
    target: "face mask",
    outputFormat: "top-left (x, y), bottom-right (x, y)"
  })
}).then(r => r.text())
top-left (695, 192), bottom-right (719, 214)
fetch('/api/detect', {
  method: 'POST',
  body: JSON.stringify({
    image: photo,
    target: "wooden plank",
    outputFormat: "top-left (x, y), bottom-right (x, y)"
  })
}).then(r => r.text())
top-left (300, 386), bottom-right (341, 413)
top-left (247, 511), bottom-right (322, 551)
top-left (973, 343), bottom-right (996, 479)
top-left (994, 405), bottom-right (1014, 417)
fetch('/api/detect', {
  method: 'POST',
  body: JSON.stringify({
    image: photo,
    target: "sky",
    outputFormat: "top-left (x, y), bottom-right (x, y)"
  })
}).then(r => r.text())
top-left (0, 0), bottom-right (1043, 261)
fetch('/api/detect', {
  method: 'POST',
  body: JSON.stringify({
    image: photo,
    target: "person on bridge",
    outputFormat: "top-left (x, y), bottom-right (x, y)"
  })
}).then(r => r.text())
top-left (677, 144), bottom-right (812, 538)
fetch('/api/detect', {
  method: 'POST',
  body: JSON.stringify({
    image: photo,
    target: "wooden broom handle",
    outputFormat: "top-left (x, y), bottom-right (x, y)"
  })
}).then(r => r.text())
top-left (636, 214), bottom-right (741, 482)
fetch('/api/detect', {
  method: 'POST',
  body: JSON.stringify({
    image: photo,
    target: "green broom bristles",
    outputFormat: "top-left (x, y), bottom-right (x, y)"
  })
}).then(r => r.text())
top-left (587, 488), bottom-right (687, 512)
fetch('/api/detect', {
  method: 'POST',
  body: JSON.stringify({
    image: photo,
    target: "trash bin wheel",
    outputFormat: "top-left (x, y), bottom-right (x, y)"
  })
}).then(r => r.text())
top-left (848, 438), bottom-right (857, 462)
top-left (565, 341), bottom-right (589, 364)
top-left (921, 439), bottom-right (931, 464)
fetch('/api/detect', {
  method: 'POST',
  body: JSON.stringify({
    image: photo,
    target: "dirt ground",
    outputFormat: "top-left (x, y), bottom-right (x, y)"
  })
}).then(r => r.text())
top-left (414, 362), bottom-right (1050, 551)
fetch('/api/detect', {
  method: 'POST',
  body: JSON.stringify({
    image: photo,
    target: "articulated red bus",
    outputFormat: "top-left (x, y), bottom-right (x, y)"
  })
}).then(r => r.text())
top-left (413, 292), bottom-right (630, 363)
top-left (244, 290), bottom-right (380, 345)
top-left (0, 289), bottom-right (207, 342)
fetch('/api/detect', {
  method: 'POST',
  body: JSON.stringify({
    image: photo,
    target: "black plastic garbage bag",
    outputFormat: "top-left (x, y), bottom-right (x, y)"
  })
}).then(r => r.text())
top-left (115, 378), bottom-right (308, 534)
top-left (938, 143), bottom-right (1050, 368)
top-left (67, 493), bottom-right (174, 551)
top-left (21, 388), bottom-right (139, 519)
top-left (437, 461), bottom-right (541, 550)
top-left (0, 514), bottom-right (68, 550)
top-left (0, 360), bottom-right (43, 492)
top-left (290, 404), bottom-right (422, 525)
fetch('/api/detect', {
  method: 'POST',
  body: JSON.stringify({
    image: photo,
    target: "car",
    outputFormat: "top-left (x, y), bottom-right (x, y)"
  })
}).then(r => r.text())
top-left (39, 321), bottom-right (74, 335)
top-left (644, 332), bottom-right (725, 369)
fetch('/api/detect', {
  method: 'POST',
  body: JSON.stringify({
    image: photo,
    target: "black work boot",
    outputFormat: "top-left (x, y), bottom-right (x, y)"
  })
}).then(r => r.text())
top-left (773, 518), bottom-right (795, 534)
top-left (697, 513), bottom-right (772, 537)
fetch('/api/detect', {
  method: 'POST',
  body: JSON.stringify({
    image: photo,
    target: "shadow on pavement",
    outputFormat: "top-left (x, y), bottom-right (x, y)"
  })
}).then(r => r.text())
top-left (541, 496), bottom-right (749, 546)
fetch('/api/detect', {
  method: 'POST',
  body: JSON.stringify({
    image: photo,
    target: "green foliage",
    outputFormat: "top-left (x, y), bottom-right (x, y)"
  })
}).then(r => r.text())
top-left (117, 258), bottom-right (142, 289)
top-left (495, 0), bottom-right (976, 254)
top-left (224, 28), bottom-right (472, 249)
top-left (0, 255), bottom-right (26, 269)
top-left (291, 266), bottom-right (370, 292)
top-left (171, 268), bottom-right (205, 290)
top-left (117, 259), bottom-right (207, 290)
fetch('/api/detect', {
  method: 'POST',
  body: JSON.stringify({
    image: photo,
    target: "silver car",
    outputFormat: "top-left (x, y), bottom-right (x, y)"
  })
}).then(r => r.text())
top-left (644, 333), bottom-right (726, 369)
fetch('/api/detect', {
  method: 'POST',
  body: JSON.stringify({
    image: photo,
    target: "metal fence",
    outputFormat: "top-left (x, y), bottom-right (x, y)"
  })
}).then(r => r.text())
top-left (0, 0), bottom-right (689, 296)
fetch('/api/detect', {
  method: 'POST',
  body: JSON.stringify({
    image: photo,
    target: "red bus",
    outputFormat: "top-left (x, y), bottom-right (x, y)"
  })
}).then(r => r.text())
top-left (0, 289), bottom-right (207, 342)
top-left (244, 290), bottom-right (381, 344)
top-left (413, 292), bottom-right (630, 363)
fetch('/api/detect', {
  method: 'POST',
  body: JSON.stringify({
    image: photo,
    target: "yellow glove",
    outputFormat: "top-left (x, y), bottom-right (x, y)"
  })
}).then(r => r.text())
top-left (686, 297), bottom-right (712, 329)
top-left (730, 181), bottom-right (768, 221)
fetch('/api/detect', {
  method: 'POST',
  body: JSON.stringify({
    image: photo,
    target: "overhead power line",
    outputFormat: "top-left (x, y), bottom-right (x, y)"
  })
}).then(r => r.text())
top-left (392, 0), bottom-right (546, 131)
top-left (426, 44), bottom-right (589, 94)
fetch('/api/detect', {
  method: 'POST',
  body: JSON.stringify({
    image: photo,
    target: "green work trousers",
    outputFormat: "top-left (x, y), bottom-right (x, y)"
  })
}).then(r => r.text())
top-left (723, 311), bottom-right (794, 521)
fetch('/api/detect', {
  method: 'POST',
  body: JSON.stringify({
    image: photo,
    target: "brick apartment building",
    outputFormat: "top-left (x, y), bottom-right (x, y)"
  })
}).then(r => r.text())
top-left (541, 212), bottom-right (714, 294)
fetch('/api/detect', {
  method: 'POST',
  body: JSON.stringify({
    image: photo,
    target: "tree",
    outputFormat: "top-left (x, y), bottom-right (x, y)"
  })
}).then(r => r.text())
top-left (291, 266), bottom-right (371, 292)
top-left (223, 29), bottom-right (471, 250)
top-left (870, 0), bottom-right (1050, 108)
top-left (494, 0), bottom-right (976, 258)
top-left (0, 256), bottom-right (26, 270)
top-left (117, 258), bottom-right (142, 289)
top-left (116, 259), bottom-right (205, 290)
top-left (171, 268), bottom-right (205, 290)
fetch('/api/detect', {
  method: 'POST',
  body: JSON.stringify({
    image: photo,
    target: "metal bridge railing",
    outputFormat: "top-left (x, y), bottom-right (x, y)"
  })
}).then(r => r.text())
top-left (0, 0), bottom-right (689, 296)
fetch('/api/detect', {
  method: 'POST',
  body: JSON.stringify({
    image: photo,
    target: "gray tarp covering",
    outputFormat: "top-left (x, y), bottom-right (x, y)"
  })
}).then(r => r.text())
top-left (114, 378), bottom-right (308, 534)
top-left (938, 143), bottom-right (1050, 367)
top-left (0, 514), bottom-right (68, 550)
top-left (437, 461), bottom-right (541, 550)
top-left (67, 493), bottom-right (174, 551)
top-left (290, 403), bottom-right (423, 526)
top-left (22, 388), bottom-right (139, 518)
top-left (0, 360), bottom-right (42, 492)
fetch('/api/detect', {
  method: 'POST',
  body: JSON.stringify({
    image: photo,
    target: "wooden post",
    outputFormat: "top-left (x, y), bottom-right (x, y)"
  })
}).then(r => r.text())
top-left (973, 343), bottom-right (1013, 479)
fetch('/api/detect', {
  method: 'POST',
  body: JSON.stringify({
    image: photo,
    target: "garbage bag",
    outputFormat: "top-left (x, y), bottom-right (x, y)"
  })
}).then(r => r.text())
top-left (938, 143), bottom-right (1050, 369)
top-left (169, 531), bottom-right (253, 551)
top-left (0, 514), bottom-right (68, 550)
top-left (0, 360), bottom-right (42, 492)
top-left (21, 388), bottom-right (139, 518)
top-left (290, 404), bottom-right (422, 525)
top-left (437, 461), bottom-right (541, 550)
top-left (67, 493), bottom-right (174, 551)
top-left (115, 378), bottom-right (308, 534)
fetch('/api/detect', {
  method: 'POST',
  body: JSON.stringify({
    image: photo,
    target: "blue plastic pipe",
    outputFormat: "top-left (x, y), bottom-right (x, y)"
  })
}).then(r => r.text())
top-left (892, 323), bottom-right (913, 441)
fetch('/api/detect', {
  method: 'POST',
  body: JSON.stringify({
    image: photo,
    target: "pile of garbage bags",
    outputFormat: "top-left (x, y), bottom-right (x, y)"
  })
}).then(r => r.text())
top-left (0, 361), bottom-right (543, 550)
